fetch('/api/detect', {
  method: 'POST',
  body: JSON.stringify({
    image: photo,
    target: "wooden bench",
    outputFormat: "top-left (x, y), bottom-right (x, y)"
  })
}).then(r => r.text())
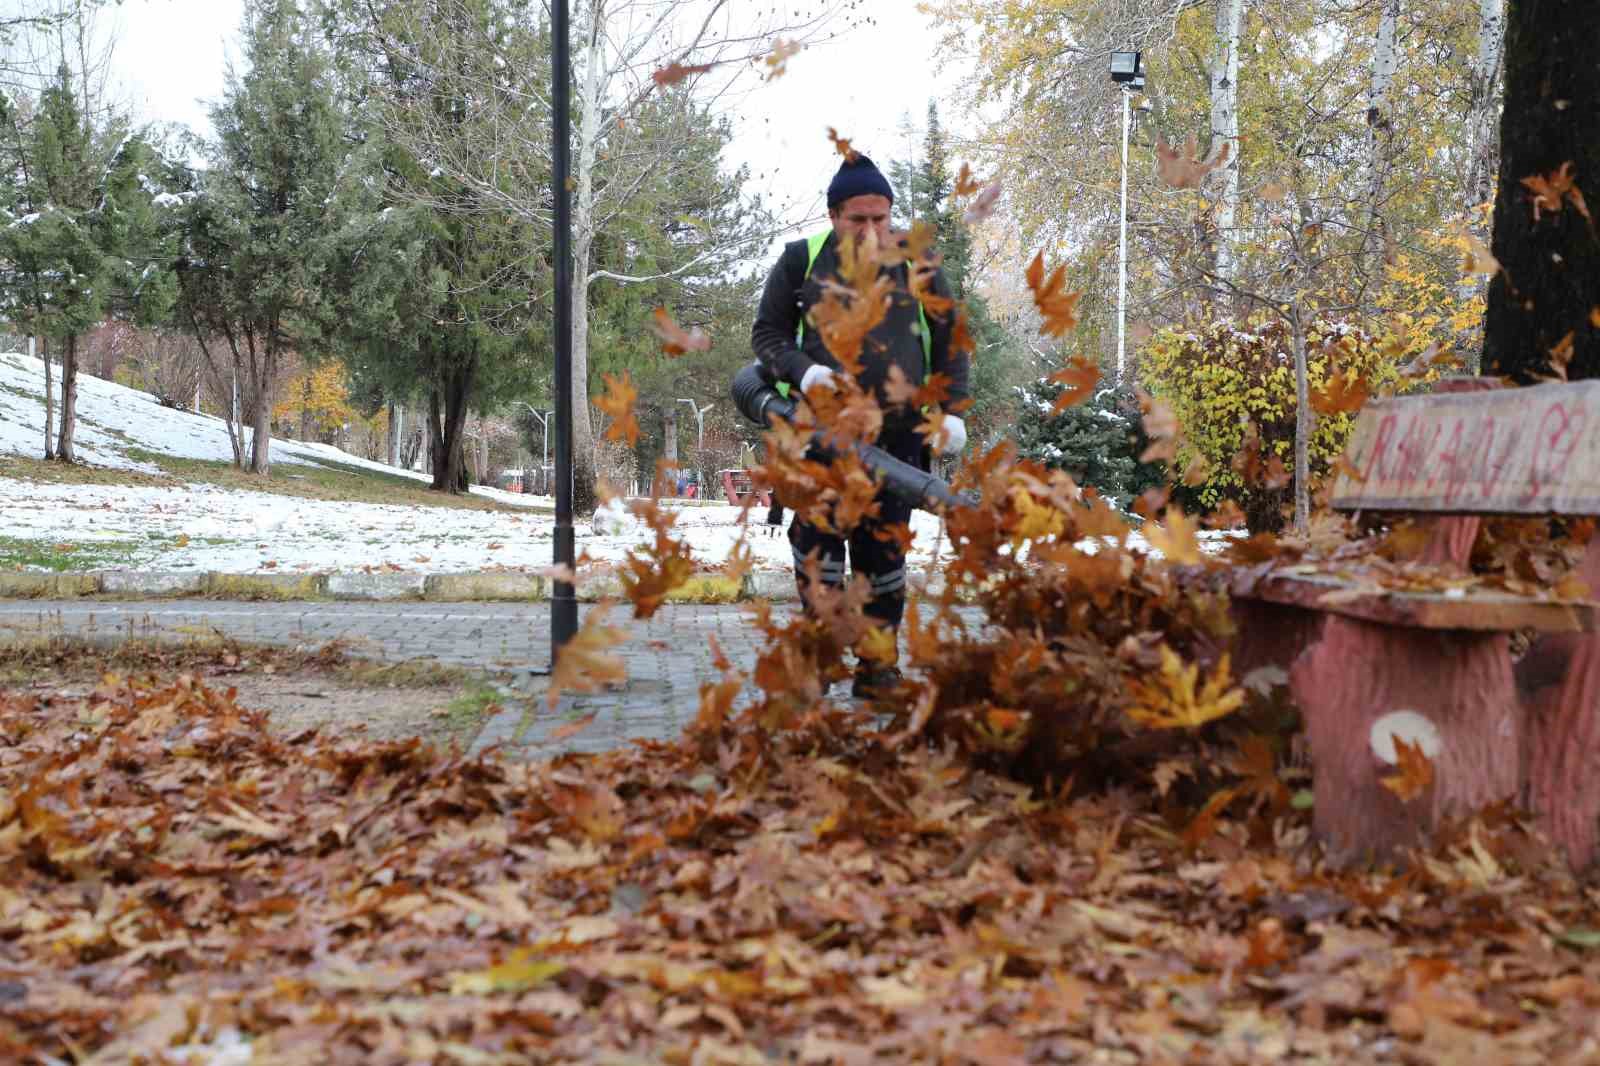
top-left (1231, 377), bottom-right (1600, 870)
top-left (719, 468), bottom-right (771, 508)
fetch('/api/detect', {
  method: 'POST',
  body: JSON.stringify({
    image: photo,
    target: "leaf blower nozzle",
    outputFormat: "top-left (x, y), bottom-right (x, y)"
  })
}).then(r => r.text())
top-left (731, 362), bottom-right (977, 515)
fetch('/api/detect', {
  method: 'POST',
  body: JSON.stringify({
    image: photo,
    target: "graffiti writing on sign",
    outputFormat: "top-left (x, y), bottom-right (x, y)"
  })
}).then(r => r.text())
top-left (1333, 381), bottom-right (1600, 513)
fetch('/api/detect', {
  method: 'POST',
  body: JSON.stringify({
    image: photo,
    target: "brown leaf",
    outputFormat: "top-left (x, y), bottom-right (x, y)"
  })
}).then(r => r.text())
top-left (1047, 355), bottom-right (1101, 415)
top-left (648, 308), bottom-right (711, 356)
top-left (764, 38), bottom-right (801, 80)
top-left (1381, 737), bottom-right (1434, 802)
top-left (1521, 161), bottom-right (1588, 222)
top-left (651, 61), bottom-right (714, 88)
top-left (547, 603), bottom-right (628, 709)
top-left (1154, 133), bottom-right (1231, 190)
top-left (963, 180), bottom-right (1003, 226)
top-left (826, 125), bottom-right (857, 162)
top-left (1025, 251), bottom-right (1082, 338)
top-left (1310, 371), bottom-right (1370, 417)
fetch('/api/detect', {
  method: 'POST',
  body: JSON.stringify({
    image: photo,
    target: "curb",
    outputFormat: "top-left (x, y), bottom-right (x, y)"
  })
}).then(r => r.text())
top-left (0, 569), bottom-right (811, 604)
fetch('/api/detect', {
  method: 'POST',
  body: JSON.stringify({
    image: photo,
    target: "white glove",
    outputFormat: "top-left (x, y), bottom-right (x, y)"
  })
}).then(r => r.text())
top-left (939, 414), bottom-right (968, 455)
top-left (800, 364), bottom-right (838, 394)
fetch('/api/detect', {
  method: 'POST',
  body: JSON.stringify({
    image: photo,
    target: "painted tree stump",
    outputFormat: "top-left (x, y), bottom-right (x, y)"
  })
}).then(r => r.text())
top-left (1229, 598), bottom-right (1325, 681)
top-left (1291, 616), bottom-right (1521, 864)
top-left (1518, 543), bottom-right (1600, 873)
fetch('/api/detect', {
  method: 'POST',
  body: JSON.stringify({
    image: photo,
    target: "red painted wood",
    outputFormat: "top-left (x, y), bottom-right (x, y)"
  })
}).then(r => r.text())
top-left (1519, 542), bottom-right (1600, 873)
top-left (1291, 616), bottom-right (1521, 866)
top-left (1417, 516), bottom-right (1480, 569)
top-left (1229, 599), bottom-right (1325, 680)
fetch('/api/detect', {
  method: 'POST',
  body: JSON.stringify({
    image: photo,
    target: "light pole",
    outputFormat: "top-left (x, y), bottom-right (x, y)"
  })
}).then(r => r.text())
top-left (677, 399), bottom-right (713, 495)
top-left (512, 401), bottom-right (553, 472)
top-left (550, 0), bottom-right (576, 652)
top-left (1109, 50), bottom-right (1146, 383)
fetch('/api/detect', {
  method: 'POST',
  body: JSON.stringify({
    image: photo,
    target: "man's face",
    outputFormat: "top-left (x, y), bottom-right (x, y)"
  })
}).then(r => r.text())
top-left (829, 193), bottom-right (892, 249)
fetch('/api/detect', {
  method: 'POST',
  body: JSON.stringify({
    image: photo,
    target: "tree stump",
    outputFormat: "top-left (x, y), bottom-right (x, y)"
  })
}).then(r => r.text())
top-left (1291, 616), bottom-right (1521, 865)
top-left (1519, 544), bottom-right (1600, 874)
top-left (1229, 599), bottom-right (1325, 681)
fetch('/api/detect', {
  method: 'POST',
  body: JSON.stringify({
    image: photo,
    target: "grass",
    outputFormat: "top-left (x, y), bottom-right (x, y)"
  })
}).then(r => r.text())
top-left (440, 682), bottom-right (509, 732)
top-left (0, 535), bottom-right (146, 572)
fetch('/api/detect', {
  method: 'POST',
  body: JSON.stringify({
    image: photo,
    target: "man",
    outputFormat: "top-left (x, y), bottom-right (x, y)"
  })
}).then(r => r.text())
top-left (750, 153), bottom-right (971, 698)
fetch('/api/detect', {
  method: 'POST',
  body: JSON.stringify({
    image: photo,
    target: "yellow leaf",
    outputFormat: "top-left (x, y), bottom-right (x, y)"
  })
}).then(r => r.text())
top-left (449, 949), bottom-right (565, 995)
top-left (1143, 507), bottom-right (1202, 565)
top-left (1125, 646), bottom-right (1245, 730)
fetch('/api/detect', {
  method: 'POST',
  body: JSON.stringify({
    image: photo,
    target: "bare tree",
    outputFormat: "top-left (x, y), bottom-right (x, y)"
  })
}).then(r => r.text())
top-left (353, 0), bottom-right (848, 513)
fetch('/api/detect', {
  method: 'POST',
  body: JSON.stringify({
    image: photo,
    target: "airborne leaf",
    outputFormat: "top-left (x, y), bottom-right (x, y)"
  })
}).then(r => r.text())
top-left (826, 125), bottom-right (857, 162)
top-left (1125, 646), bottom-right (1246, 730)
top-left (1025, 251), bottom-right (1082, 338)
top-left (1047, 355), bottom-right (1100, 414)
top-left (1310, 371), bottom-right (1370, 417)
top-left (648, 307), bottom-right (712, 356)
top-left (596, 371), bottom-right (641, 446)
top-left (1154, 133), bottom-right (1231, 190)
top-left (547, 603), bottom-right (628, 709)
top-left (651, 61), bottom-right (714, 88)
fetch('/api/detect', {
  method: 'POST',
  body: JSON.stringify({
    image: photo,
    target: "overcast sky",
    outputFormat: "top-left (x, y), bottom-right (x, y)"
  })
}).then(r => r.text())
top-left (103, 0), bottom-right (971, 251)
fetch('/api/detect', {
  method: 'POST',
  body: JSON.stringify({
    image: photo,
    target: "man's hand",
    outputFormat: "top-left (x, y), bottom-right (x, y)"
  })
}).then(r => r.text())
top-left (938, 415), bottom-right (967, 456)
top-left (800, 364), bottom-right (838, 395)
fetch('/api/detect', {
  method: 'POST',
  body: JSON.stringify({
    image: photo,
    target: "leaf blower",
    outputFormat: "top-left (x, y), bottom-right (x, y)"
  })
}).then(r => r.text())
top-left (731, 362), bottom-right (976, 515)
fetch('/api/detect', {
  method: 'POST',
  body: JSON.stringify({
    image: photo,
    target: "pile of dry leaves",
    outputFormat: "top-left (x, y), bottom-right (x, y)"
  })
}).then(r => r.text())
top-left (3, 671), bottom-right (1600, 1064)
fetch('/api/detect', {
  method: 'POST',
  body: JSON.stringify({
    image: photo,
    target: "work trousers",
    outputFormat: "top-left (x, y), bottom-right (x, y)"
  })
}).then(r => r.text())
top-left (788, 433), bottom-right (924, 634)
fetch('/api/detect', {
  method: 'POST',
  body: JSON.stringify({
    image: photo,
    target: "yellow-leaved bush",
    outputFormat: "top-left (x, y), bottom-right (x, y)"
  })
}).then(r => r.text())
top-left (1138, 317), bottom-right (1411, 531)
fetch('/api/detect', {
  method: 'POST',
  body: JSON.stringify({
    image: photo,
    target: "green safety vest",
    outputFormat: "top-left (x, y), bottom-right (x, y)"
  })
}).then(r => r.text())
top-left (776, 228), bottom-right (932, 398)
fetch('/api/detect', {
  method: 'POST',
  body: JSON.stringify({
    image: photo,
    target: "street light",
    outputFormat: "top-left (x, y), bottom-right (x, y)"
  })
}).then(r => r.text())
top-left (676, 399), bottom-right (713, 496)
top-left (677, 398), bottom-right (713, 454)
top-left (1109, 50), bottom-right (1146, 383)
top-left (512, 401), bottom-right (553, 472)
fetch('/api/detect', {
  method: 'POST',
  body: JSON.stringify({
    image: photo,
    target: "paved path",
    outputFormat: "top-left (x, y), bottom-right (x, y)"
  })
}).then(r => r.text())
top-left (0, 600), bottom-right (862, 760)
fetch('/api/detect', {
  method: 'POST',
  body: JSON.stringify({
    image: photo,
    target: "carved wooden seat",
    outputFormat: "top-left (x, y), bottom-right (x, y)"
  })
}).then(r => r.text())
top-left (1232, 377), bottom-right (1600, 870)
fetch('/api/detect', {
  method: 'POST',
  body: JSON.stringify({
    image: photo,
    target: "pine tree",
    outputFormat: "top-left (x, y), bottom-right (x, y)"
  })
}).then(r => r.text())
top-left (1013, 375), bottom-right (1162, 508)
top-left (0, 64), bottom-right (170, 461)
top-left (173, 0), bottom-right (352, 475)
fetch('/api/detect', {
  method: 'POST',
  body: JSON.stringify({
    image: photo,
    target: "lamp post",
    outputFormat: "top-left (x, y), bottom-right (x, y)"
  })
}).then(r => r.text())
top-left (677, 399), bottom-right (713, 496)
top-left (512, 401), bottom-right (553, 472)
top-left (550, 0), bottom-right (576, 652)
top-left (1109, 50), bottom-right (1145, 383)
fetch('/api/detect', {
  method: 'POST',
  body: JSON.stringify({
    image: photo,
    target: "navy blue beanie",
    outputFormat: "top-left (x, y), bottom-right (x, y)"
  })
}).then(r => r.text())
top-left (826, 154), bottom-right (894, 209)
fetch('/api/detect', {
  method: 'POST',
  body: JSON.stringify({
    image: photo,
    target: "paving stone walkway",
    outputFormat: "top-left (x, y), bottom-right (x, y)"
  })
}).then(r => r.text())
top-left (0, 600), bottom-right (972, 761)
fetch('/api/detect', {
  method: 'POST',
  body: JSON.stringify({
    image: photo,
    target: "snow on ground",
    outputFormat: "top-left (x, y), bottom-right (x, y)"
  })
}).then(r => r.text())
top-left (0, 350), bottom-right (952, 574)
top-left (0, 477), bottom-right (953, 574)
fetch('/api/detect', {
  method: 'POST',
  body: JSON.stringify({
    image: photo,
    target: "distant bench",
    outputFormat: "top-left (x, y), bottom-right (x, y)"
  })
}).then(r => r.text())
top-left (719, 468), bottom-right (771, 508)
top-left (1231, 377), bottom-right (1600, 870)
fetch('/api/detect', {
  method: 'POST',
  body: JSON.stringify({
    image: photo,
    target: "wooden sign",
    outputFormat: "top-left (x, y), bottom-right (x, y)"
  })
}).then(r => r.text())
top-left (1331, 380), bottom-right (1600, 515)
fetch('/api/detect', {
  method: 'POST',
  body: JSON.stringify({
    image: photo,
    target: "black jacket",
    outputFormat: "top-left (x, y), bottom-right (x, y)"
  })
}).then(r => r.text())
top-left (750, 231), bottom-right (970, 435)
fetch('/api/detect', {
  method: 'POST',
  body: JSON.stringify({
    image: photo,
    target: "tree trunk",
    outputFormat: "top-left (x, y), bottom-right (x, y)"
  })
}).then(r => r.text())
top-left (249, 353), bottom-right (275, 475)
top-left (55, 333), bottom-right (78, 462)
top-left (1483, 0), bottom-right (1600, 381)
top-left (1360, 0), bottom-right (1402, 307)
top-left (300, 374), bottom-right (313, 441)
top-left (38, 337), bottom-right (54, 461)
top-left (1457, 0), bottom-right (1507, 372)
top-left (388, 402), bottom-right (401, 467)
top-left (428, 359), bottom-right (477, 494)
top-left (569, 0), bottom-right (605, 518)
top-left (478, 414), bottom-right (489, 484)
top-left (1290, 313), bottom-right (1311, 534)
top-left (1209, 0), bottom-right (1245, 296)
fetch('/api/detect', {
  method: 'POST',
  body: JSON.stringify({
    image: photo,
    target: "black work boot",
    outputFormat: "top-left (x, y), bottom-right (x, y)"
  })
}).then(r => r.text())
top-left (851, 665), bottom-right (903, 701)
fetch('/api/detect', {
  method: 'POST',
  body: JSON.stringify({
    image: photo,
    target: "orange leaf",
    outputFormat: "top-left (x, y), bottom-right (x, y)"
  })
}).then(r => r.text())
top-left (1310, 371), bottom-right (1370, 417)
top-left (596, 371), bottom-right (640, 446)
top-left (1047, 354), bottom-right (1100, 414)
top-left (1380, 737), bottom-right (1434, 802)
top-left (649, 307), bottom-right (712, 356)
top-left (1549, 331), bottom-right (1576, 381)
top-left (1154, 133), bottom-right (1231, 190)
top-left (651, 61), bottom-right (713, 88)
top-left (826, 126), bottom-right (857, 162)
top-left (953, 163), bottom-right (983, 198)
top-left (962, 180), bottom-right (1003, 226)
top-left (1025, 251), bottom-right (1082, 338)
